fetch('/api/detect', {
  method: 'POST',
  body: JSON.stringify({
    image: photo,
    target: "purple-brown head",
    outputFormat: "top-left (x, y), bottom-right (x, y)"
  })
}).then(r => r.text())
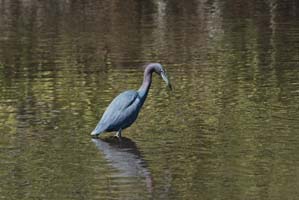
top-left (145, 63), bottom-right (172, 90)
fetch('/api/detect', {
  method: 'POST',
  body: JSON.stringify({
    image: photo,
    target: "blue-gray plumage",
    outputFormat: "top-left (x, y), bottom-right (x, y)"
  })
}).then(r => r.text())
top-left (91, 63), bottom-right (172, 138)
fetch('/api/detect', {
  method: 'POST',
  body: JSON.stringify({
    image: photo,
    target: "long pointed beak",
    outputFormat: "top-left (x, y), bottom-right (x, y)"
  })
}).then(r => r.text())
top-left (161, 72), bottom-right (172, 90)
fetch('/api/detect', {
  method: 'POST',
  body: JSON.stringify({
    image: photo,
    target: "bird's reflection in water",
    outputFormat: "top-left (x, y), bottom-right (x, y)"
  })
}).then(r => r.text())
top-left (92, 137), bottom-right (153, 193)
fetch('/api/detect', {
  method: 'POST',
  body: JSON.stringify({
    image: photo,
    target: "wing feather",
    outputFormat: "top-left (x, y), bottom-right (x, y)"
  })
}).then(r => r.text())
top-left (93, 90), bottom-right (140, 133)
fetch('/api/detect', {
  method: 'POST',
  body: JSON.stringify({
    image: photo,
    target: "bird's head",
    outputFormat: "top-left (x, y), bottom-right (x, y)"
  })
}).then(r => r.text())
top-left (149, 63), bottom-right (172, 90)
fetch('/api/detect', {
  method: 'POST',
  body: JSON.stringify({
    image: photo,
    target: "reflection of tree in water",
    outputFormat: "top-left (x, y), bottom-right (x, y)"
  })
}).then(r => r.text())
top-left (92, 137), bottom-right (153, 193)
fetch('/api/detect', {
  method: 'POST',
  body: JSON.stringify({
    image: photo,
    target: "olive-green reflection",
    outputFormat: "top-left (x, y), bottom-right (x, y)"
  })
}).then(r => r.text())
top-left (0, 0), bottom-right (299, 200)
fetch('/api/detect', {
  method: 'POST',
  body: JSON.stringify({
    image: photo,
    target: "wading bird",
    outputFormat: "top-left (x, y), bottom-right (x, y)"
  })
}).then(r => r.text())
top-left (91, 63), bottom-right (172, 138)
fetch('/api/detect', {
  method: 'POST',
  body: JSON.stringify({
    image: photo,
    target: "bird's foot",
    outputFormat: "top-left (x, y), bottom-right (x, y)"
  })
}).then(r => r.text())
top-left (115, 135), bottom-right (122, 142)
top-left (91, 133), bottom-right (100, 138)
top-left (115, 129), bottom-right (122, 142)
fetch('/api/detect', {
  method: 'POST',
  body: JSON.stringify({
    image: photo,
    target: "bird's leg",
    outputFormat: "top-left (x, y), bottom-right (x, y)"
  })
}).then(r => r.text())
top-left (115, 129), bottom-right (122, 139)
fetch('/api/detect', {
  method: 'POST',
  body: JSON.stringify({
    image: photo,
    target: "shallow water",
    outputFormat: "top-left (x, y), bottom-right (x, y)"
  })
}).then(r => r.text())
top-left (1, 1), bottom-right (299, 199)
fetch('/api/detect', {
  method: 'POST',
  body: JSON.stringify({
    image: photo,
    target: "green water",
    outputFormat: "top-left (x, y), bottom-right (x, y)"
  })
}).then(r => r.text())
top-left (1, 1), bottom-right (299, 200)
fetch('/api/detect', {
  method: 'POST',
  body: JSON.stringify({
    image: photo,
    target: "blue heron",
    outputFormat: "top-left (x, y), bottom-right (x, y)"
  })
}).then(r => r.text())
top-left (91, 63), bottom-right (172, 138)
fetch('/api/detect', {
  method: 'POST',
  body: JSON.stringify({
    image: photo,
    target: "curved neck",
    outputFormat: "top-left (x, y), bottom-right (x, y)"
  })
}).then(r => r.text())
top-left (138, 65), bottom-right (154, 102)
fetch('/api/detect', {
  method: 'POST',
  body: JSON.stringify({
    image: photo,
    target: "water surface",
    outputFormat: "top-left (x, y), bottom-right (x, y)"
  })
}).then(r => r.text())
top-left (1, 1), bottom-right (299, 199)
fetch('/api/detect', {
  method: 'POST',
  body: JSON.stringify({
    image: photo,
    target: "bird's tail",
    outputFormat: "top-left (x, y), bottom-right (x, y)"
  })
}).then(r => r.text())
top-left (90, 123), bottom-right (106, 136)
